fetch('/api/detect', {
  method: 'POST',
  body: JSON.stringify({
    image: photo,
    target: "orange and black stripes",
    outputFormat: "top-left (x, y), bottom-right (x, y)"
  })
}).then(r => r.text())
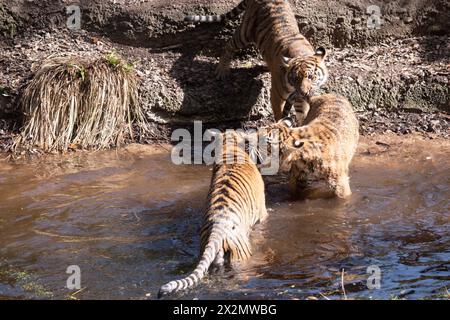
top-left (158, 132), bottom-right (267, 297)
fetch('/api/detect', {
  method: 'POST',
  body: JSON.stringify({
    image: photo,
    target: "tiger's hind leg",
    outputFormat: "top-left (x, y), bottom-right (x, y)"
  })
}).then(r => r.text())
top-left (259, 200), bottom-right (269, 223)
top-left (213, 248), bottom-right (225, 266)
top-left (216, 27), bottom-right (248, 79)
top-left (210, 248), bottom-right (226, 274)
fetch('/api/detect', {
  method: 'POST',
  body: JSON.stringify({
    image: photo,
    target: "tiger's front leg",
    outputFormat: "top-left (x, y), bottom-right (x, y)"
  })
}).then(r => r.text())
top-left (288, 166), bottom-right (308, 198)
top-left (270, 86), bottom-right (287, 122)
top-left (288, 175), bottom-right (298, 195)
top-left (293, 97), bottom-right (310, 126)
top-left (216, 27), bottom-right (248, 79)
top-left (282, 98), bottom-right (293, 119)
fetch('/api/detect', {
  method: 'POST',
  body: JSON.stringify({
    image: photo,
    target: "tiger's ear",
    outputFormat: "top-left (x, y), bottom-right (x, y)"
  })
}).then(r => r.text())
top-left (205, 129), bottom-right (222, 142)
top-left (314, 47), bottom-right (327, 61)
top-left (278, 117), bottom-right (295, 128)
top-left (281, 56), bottom-right (291, 68)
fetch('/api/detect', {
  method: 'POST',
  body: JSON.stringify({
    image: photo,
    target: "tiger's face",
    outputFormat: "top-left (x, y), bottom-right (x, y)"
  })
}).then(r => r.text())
top-left (252, 118), bottom-right (305, 172)
top-left (282, 47), bottom-right (328, 97)
top-left (267, 119), bottom-right (306, 171)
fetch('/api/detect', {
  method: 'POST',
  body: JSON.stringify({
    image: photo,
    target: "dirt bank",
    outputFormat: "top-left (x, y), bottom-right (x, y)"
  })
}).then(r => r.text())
top-left (0, 0), bottom-right (449, 152)
top-left (2, 0), bottom-right (449, 48)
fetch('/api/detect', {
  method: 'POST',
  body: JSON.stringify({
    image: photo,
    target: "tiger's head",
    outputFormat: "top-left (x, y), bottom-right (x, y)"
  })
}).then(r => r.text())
top-left (282, 47), bottom-right (328, 97)
top-left (255, 117), bottom-right (312, 172)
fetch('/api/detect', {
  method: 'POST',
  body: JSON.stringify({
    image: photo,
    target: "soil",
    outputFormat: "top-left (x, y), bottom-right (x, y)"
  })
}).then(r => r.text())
top-left (0, 0), bottom-right (449, 152)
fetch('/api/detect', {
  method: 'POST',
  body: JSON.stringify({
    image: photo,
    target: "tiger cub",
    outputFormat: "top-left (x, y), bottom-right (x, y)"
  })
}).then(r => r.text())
top-left (185, 0), bottom-right (328, 122)
top-left (262, 94), bottom-right (359, 198)
top-left (158, 131), bottom-right (267, 297)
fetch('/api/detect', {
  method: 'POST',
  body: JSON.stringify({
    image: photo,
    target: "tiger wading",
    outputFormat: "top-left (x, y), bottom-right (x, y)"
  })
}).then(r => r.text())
top-left (158, 131), bottom-right (267, 297)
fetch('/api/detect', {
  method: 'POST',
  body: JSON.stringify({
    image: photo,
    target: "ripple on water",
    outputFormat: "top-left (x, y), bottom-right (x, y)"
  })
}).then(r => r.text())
top-left (0, 136), bottom-right (449, 299)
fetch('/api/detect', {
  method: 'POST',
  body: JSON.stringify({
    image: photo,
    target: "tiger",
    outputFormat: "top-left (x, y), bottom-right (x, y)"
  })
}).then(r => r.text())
top-left (158, 131), bottom-right (268, 297)
top-left (258, 93), bottom-right (359, 198)
top-left (184, 0), bottom-right (329, 122)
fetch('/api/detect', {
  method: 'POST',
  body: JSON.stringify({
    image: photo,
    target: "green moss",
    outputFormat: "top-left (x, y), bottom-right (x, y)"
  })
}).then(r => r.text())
top-left (0, 4), bottom-right (20, 39)
top-left (67, 63), bottom-right (87, 81)
top-left (105, 51), bottom-right (135, 73)
top-left (22, 282), bottom-right (53, 298)
top-left (122, 62), bottom-right (135, 73)
top-left (404, 83), bottom-right (450, 112)
top-left (106, 51), bottom-right (121, 68)
top-left (9, 23), bottom-right (16, 38)
top-left (331, 79), bottom-right (449, 113)
top-left (0, 266), bottom-right (54, 299)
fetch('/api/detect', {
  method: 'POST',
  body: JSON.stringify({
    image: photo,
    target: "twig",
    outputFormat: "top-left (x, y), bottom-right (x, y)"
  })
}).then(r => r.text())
top-left (151, 43), bottom-right (183, 51)
top-left (341, 269), bottom-right (347, 300)
top-left (319, 292), bottom-right (331, 300)
top-left (68, 287), bottom-right (86, 300)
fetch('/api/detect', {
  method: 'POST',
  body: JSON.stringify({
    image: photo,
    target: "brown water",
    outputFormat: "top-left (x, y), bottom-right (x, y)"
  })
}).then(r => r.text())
top-left (0, 135), bottom-right (449, 300)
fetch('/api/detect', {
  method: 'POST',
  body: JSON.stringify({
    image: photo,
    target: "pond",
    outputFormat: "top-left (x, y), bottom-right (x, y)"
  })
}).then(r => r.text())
top-left (0, 135), bottom-right (448, 300)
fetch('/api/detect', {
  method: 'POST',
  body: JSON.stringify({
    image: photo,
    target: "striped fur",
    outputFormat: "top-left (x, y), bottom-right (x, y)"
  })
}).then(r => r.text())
top-left (185, 0), bottom-right (329, 121)
top-left (158, 131), bottom-right (267, 297)
top-left (262, 94), bottom-right (359, 198)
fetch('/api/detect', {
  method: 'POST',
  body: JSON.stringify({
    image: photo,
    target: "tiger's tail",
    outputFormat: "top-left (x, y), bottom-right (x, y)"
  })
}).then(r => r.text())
top-left (158, 230), bottom-right (223, 298)
top-left (184, 0), bottom-right (247, 23)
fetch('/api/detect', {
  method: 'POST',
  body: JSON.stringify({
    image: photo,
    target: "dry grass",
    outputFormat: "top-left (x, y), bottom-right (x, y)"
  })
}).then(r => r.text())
top-left (13, 52), bottom-right (147, 152)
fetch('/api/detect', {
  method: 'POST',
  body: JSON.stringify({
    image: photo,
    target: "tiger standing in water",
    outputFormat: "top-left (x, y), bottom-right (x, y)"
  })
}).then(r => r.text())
top-left (158, 131), bottom-right (267, 297)
top-left (185, 0), bottom-right (329, 123)
top-left (259, 93), bottom-right (359, 199)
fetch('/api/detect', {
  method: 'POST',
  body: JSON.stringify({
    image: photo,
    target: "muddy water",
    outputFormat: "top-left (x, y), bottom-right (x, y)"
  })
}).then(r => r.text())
top-left (0, 136), bottom-right (449, 300)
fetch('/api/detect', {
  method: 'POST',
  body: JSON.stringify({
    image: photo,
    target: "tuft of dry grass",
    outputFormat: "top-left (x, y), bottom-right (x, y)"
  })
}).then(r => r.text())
top-left (13, 52), bottom-right (147, 152)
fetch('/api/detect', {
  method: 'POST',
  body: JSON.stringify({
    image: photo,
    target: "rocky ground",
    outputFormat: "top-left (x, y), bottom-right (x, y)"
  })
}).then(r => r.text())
top-left (0, 0), bottom-right (449, 152)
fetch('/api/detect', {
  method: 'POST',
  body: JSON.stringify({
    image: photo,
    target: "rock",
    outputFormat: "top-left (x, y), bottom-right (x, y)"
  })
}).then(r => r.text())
top-left (118, 21), bottom-right (134, 30)
top-left (356, 76), bottom-right (364, 86)
top-left (367, 103), bottom-right (377, 111)
top-left (316, 22), bottom-right (327, 31)
top-left (298, 21), bottom-right (309, 29)
top-left (404, 17), bottom-right (414, 24)
top-left (336, 16), bottom-right (346, 24)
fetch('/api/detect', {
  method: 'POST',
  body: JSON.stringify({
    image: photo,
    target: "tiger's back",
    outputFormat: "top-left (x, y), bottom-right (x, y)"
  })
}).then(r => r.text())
top-left (299, 94), bottom-right (359, 163)
top-left (243, 0), bottom-right (314, 63)
top-left (159, 132), bottom-right (267, 297)
top-left (203, 138), bottom-right (267, 261)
